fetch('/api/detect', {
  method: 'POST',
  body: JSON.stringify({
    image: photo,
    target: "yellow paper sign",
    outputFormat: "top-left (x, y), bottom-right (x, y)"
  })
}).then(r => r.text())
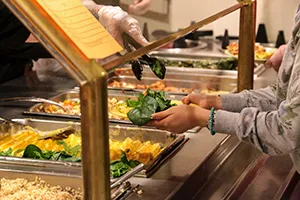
top-left (36, 0), bottom-right (123, 59)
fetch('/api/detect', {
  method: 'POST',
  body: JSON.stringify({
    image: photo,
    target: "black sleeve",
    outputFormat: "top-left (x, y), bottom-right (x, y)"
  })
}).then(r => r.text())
top-left (0, 2), bottom-right (52, 59)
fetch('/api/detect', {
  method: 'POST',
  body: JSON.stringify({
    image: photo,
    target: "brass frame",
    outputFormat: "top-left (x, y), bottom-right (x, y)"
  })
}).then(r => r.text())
top-left (2, 0), bottom-right (256, 199)
top-left (2, 1), bottom-right (110, 199)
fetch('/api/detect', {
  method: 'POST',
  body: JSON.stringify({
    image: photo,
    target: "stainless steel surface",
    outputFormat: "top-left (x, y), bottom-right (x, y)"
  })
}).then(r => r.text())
top-left (108, 74), bottom-right (237, 94)
top-left (7, 118), bottom-right (187, 178)
top-left (102, 3), bottom-right (245, 70)
top-left (0, 97), bottom-right (68, 112)
top-left (237, 1), bottom-right (255, 91)
top-left (2, 1), bottom-right (112, 199)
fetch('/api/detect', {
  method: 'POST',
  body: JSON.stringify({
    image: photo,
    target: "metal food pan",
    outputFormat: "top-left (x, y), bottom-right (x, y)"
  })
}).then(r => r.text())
top-left (109, 66), bottom-right (238, 80)
top-left (108, 75), bottom-right (237, 95)
top-left (0, 118), bottom-right (187, 178)
top-left (24, 91), bottom-right (200, 133)
top-left (147, 53), bottom-right (265, 76)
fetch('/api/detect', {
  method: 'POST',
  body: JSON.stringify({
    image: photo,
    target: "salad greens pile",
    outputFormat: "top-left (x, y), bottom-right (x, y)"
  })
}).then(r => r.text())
top-left (126, 89), bottom-right (176, 126)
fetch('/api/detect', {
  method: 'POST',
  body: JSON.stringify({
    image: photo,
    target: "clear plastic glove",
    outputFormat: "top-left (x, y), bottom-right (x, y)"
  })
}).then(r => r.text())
top-left (128, 0), bottom-right (151, 15)
top-left (98, 6), bottom-right (149, 46)
top-left (264, 44), bottom-right (287, 72)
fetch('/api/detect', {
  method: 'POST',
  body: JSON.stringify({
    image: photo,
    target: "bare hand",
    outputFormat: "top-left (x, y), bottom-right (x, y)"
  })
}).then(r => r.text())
top-left (264, 44), bottom-right (287, 72)
top-left (182, 94), bottom-right (222, 109)
top-left (148, 105), bottom-right (210, 134)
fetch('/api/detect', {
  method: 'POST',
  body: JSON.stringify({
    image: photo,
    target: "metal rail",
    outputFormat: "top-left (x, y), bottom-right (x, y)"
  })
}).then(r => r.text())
top-left (238, 0), bottom-right (256, 91)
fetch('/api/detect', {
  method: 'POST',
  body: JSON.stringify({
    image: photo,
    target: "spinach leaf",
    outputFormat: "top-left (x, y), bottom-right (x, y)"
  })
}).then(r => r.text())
top-left (110, 152), bottom-right (140, 178)
top-left (23, 144), bottom-right (44, 159)
top-left (126, 99), bottom-right (139, 107)
top-left (110, 161), bottom-right (131, 178)
top-left (217, 57), bottom-right (238, 70)
top-left (127, 95), bottom-right (158, 126)
top-left (127, 89), bottom-right (176, 126)
top-left (128, 160), bottom-right (140, 168)
top-left (149, 58), bottom-right (166, 79)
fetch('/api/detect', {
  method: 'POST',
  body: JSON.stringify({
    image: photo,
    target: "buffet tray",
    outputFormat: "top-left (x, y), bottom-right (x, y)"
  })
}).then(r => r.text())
top-left (24, 90), bottom-right (201, 133)
top-left (107, 71), bottom-right (237, 95)
top-left (148, 54), bottom-right (265, 77)
top-left (0, 118), bottom-right (188, 178)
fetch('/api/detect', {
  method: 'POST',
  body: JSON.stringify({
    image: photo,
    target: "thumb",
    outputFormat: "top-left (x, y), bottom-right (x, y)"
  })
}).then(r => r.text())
top-left (182, 96), bottom-right (190, 105)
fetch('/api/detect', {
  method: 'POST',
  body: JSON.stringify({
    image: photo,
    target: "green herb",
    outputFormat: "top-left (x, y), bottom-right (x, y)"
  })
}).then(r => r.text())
top-left (0, 148), bottom-right (13, 156)
top-left (110, 152), bottom-right (140, 178)
top-left (127, 89), bottom-right (176, 126)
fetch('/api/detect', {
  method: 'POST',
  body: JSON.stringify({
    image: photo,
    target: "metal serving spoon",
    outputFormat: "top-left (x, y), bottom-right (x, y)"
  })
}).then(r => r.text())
top-left (0, 117), bottom-right (75, 139)
top-left (0, 97), bottom-right (69, 112)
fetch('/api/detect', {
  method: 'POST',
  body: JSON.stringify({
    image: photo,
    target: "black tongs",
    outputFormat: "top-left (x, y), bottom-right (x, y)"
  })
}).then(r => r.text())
top-left (122, 33), bottom-right (166, 80)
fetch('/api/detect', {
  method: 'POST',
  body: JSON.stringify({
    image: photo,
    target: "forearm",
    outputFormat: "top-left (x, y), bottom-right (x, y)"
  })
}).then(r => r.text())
top-left (81, 0), bottom-right (104, 20)
top-left (214, 102), bottom-right (300, 156)
top-left (220, 85), bottom-right (277, 112)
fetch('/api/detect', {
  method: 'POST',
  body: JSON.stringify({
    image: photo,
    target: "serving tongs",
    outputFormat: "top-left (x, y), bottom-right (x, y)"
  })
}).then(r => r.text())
top-left (0, 97), bottom-right (69, 112)
top-left (122, 33), bottom-right (166, 80)
top-left (0, 117), bottom-right (75, 139)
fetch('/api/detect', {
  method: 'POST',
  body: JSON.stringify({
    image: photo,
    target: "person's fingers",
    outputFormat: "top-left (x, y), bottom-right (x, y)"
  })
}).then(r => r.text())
top-left (151, 109), bottom-right (172, 120)
top-left (186, 94), bottom-right (201, 104)
top-left (182, 96), bottom-right (190, 104)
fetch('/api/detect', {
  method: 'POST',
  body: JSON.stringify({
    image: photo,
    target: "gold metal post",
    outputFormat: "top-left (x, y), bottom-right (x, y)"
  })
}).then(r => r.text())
top-left (238, 0), bottom-right (256, 92)
top-left (2, 1), bottom-right (110, 199)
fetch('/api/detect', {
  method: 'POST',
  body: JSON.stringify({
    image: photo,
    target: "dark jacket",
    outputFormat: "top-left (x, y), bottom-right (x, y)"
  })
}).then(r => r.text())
top-left (0, 2), bottom-right (51, 83)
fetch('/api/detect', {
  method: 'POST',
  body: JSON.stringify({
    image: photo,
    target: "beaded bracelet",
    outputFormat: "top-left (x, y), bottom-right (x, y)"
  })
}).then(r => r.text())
top-left (206, 107), bottom-right (216, 136)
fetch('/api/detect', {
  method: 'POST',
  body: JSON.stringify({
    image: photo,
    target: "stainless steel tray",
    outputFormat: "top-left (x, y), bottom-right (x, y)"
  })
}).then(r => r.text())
top-left (147, 54), bottom-right (265, 77)
top-left (107, 73), bottom-right (237, 95)
top-left (0, 168), bottom-right (136, 199)
top-left (0, 118), bottom-right (188, 178)
top-left (24, 91), bottom-right (201, 133)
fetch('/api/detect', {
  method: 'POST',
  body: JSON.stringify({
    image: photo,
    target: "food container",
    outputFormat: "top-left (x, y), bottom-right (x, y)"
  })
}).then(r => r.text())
top-left (148, 53), bottom-right (265, 76)
top-left (0, 118), bottom-right (188, 178)
top-left (24, 91), bottom-right (201, 133)
top-left (107, 68), bottom-right (237, 96)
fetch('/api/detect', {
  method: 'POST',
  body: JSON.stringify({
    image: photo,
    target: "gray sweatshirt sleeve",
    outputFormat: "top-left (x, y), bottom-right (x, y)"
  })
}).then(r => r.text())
top-left (214, 35), bottom-right (300, 156)
top-left (220, 85), bottom-right (277, 113)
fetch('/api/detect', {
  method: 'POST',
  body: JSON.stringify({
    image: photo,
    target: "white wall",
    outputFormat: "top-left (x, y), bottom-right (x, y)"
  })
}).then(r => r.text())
top-left (169, 0), bottom-right (299, 42)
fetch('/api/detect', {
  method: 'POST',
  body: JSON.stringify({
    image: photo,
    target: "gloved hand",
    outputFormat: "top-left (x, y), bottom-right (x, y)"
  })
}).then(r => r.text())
top-left (264, 44), bottom-right (287, 72)
top-left (128, 0), bottom-right (151, 15)
top-left (98, 6), bottom-right (148, 46)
